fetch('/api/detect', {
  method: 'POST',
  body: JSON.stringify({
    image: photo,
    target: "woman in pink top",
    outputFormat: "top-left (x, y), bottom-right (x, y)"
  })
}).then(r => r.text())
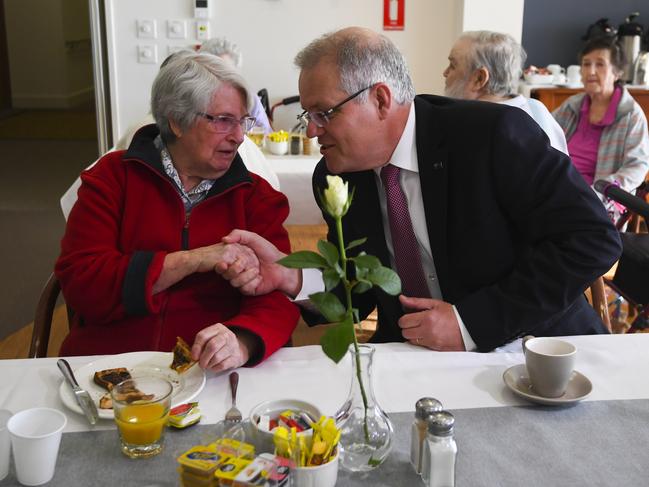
top-left (553, 36), bottom-right (649, 222)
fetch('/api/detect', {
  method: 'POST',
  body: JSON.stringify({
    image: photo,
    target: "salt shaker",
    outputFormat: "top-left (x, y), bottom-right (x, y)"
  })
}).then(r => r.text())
top-left (410, 397), bottom-right (443, 474)
top-left (421, 411), bottom-right (457, 487)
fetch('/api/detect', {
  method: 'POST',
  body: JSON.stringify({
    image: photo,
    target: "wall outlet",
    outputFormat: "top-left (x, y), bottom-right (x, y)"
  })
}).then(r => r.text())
top-left (167, 19), bottom-right (187, 39)
top-left (137, 44), bottom-right (158, 64)
top-left (196, 20), bottom-right (209, 40)
top-left (136, 19), bottom-right (157, 39)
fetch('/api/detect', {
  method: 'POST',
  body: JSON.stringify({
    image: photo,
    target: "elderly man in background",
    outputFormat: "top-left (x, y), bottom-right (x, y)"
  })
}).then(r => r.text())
top-left (221, 26), bottom-right (620, 352)
top-left (443, 30), bottom-right (568, 154)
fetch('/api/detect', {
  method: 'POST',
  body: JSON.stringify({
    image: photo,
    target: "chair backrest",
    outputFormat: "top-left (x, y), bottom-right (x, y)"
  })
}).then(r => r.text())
top-left (30, 273), bottom-right (61, 358)
top-left (589, 276), bottom-right (611, 332)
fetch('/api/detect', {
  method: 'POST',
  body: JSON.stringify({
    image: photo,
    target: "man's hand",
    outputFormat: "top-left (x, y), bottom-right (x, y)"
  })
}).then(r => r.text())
top-left (398, 295), bottom-right (466, 351)
top-left (218, 229), bottom-right (302, 297)
top-left (191, 323), bottom-right (251, 372)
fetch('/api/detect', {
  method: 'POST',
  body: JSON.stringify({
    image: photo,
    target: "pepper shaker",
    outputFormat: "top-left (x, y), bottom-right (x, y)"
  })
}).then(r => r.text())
top-left (410, 397), bottom-right (443, 474)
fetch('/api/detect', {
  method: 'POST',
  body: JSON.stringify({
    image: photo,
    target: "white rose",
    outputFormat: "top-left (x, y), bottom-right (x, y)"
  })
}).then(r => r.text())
top-left (324, 175), bottom-right (349, 218)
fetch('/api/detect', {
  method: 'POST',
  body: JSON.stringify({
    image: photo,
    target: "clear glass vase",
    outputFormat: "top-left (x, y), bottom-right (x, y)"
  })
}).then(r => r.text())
top-left (335, 344), bottom-right (393, 472)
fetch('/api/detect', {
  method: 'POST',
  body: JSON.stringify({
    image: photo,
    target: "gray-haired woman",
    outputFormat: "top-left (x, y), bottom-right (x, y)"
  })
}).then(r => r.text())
top-left (55, 52), bottom-right (299, 369)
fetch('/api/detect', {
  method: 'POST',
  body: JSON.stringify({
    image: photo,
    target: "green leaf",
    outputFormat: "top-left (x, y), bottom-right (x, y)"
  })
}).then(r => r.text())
top-left (320, 317), bottom-right (355, 363)
top-left (368, 457), bottom-right (383, 467)
top-left (309, 292), bottom-right (346, 323)
top-left (278, 251), bottom-right (328, 269)
top-left (322, 268), bottom-right (341, 291)
top-left (352, 279), bottom-right (372, 294)
top-left (353, 254), bottom-right (381, 270)
top-left (346, 237), bottom-right (367, 251)
top-left (317, 240), bottom-right (339, 268)
top-left (367, 266), bottom-right (402, 295)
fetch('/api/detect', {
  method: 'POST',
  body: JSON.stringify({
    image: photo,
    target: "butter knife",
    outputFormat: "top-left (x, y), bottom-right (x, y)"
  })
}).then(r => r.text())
top-left (57, 359), bottom-right (99, 425)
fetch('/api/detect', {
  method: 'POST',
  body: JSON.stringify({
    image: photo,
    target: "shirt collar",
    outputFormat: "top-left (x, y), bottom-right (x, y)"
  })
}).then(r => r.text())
top-left (374, 102), bottom-right (417, 176)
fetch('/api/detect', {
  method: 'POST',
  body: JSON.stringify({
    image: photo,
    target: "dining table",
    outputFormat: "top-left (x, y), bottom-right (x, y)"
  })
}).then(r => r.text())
top-left (1, 334), bottom-right (649, 486)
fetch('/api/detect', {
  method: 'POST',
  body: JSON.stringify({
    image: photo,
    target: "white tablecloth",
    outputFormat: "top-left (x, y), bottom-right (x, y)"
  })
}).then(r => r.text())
top-left (266, 153), bottom-right (323, 225)
top-left (2, 334), bottom-right (648, 434)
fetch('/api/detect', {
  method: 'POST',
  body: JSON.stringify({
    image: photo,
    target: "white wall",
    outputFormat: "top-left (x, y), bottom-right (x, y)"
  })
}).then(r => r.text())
top-left (461, 0), bottom-right (525, 41)
top-left (5, 0), bottom-right (93, 109)
top-left (104, 0), bottom-right (524, 141)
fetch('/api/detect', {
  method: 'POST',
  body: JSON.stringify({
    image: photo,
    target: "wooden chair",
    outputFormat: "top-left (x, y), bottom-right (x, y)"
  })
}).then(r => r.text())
top-left (589, 277), bottom-right (611, 332)
top-left (29, 273), bottom-right (65, 358)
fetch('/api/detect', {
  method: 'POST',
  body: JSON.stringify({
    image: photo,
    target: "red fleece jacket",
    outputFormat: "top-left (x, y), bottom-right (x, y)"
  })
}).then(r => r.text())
top-left (55, 127), bottom-right (299, 362)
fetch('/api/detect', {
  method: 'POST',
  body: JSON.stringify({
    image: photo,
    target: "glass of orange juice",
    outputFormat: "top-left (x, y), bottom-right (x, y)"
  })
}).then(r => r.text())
top-left (111, 376), bottom-right (173, 458)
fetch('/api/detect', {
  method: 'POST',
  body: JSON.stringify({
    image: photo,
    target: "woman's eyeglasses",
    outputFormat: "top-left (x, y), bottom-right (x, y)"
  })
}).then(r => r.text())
top-left (196, 113), bottom-right (257, 134)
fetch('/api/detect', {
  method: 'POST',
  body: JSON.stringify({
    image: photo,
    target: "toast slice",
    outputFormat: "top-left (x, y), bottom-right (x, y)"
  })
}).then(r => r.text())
top-left (171, 336), bottom-right (196, 373)
top-left (93, 367), bottom-right (132, 391)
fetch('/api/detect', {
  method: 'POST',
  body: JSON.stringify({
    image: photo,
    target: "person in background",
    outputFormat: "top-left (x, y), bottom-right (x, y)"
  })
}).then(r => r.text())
top-left (553, 36), bottom-right (649, 220)
top-left (443, 30), bottom-right (568, 154)
top-left (55, 52), bottom-right (299, 369)
top-left (199, 37), bottom-right (273, 134)
top-left (219, 27), bottom-right (621, 352)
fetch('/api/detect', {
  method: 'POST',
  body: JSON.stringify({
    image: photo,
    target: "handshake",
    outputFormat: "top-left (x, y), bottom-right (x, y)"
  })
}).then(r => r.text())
top-left (216, 229), bottom-right (300, 298)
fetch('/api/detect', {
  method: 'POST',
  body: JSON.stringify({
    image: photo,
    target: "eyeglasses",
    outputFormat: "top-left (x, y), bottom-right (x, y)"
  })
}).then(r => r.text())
top-left (196, 112), bottom-right (257, 134)
top-left (297, 85), bottom-right (374, 128)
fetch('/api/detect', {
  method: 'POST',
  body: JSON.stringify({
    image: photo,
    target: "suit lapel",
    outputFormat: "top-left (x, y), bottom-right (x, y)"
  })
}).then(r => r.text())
top-left (414, 96), bottom-right (450, 294)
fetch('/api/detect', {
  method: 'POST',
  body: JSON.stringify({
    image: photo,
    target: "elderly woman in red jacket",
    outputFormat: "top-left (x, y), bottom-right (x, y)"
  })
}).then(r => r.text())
top-left (55, 52), bottom-right (299, 371)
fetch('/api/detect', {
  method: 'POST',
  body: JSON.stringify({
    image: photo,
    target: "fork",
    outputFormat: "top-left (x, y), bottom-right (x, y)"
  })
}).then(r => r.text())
top-left (224, 371), bottom-right (242, 424)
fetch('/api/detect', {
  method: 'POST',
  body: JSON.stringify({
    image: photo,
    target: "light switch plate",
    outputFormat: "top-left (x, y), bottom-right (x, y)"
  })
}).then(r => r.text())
top-left (167, 19), bottom-right (187, 39)
top-left (136, 19), bottom-right (157, 39)
top-left (196, 20), bottom-right (209, 40)
top-left (137, 44), bottom-right (158, 64)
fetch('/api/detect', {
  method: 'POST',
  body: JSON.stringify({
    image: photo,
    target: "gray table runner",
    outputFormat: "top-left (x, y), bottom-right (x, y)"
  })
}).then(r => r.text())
top-left (2, 400), bottom-right (648, 486)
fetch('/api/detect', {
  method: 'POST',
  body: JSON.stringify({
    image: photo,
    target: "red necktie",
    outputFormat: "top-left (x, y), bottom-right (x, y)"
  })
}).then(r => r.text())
top-left (380, 164), bottom-right (431, 298)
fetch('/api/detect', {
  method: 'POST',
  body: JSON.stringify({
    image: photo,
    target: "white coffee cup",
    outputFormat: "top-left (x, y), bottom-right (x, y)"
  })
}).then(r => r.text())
top-left (523, 336), bottom-right (576, 398)
top-left (8, 408), bottom-right (67, 486)
top-left (547, 64), bottom-right (565, 76)
top-left (0, 410), bottom-right (12, 481)
top-left (567, 65), bottom-right (581, 85)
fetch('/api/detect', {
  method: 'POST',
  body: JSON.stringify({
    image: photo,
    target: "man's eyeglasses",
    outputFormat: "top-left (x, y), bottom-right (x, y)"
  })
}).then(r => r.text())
top-left (196, 113), bottom-right (257, 134)
top-left (297, 85), bottom-right (374, 128)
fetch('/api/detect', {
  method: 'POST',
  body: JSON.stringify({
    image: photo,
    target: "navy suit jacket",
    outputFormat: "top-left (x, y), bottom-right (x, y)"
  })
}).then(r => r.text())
top-left (309, 95), bottom-right (622, 351)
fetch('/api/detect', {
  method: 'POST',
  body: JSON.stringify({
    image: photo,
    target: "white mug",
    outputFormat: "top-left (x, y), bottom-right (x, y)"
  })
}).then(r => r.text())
top-left (567, 65), bottom-right (581, 84)
top-left (547, 64), bottom-right (565, 76)
top-left (523, 336), bottom-right (576, 398)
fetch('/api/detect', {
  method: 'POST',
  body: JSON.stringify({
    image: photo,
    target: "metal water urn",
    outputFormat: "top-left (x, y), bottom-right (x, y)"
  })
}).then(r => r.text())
top-left (618, 13), bottom-right (644, 83)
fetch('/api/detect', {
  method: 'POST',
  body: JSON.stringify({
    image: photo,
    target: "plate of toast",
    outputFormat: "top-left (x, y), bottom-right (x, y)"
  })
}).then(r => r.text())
top-left (59, 346), bottom-right (205, 420)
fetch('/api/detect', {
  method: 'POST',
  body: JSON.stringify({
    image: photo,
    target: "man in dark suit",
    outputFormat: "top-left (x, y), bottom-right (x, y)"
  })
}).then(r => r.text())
top-left (221, 27), bottom-right (621, 351)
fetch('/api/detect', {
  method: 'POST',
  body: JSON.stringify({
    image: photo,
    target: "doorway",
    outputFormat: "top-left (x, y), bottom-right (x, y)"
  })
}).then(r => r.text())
top-left (0, 0), bottom-right (99, 339)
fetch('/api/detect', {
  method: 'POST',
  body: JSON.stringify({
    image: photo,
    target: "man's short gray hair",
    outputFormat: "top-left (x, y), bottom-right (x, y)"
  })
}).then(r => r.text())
top-left (294, 28), bottom-right (415, 105)
top-left (199, 37), bottom-right (243, 68)
top-left (460, 31), bottom-right (526, 96)
top-left (151, 51), bottom-right (252, 143)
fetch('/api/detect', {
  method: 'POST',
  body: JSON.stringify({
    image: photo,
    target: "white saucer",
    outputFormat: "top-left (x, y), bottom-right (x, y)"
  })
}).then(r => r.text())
top-left (503, 364), bottom-right (592, 406)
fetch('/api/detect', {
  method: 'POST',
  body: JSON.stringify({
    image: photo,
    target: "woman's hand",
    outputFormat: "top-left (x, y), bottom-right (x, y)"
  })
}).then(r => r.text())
top-left (152, 242), bottom-right (259, 294)
top-left (194, 242), bottom-right (259, 274)
top-left (191, 323), bottom-right (254, 372)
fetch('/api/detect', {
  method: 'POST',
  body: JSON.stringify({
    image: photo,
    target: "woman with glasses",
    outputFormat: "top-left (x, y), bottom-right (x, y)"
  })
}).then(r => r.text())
top-left (55, 52), bottom-right (299, 371)
top-left (553, 36), bottom-right (649, 222)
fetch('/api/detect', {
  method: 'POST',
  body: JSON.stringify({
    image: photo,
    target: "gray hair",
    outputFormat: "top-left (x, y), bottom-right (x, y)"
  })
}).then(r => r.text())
top-left (199, 37), bottom-right (243, 68)
top-left (459, 31), bottom-right (526, 96)
top-left (294, 27), bottom-right (415, 104)
top-left (151, 51), bottom-right (252, 143)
